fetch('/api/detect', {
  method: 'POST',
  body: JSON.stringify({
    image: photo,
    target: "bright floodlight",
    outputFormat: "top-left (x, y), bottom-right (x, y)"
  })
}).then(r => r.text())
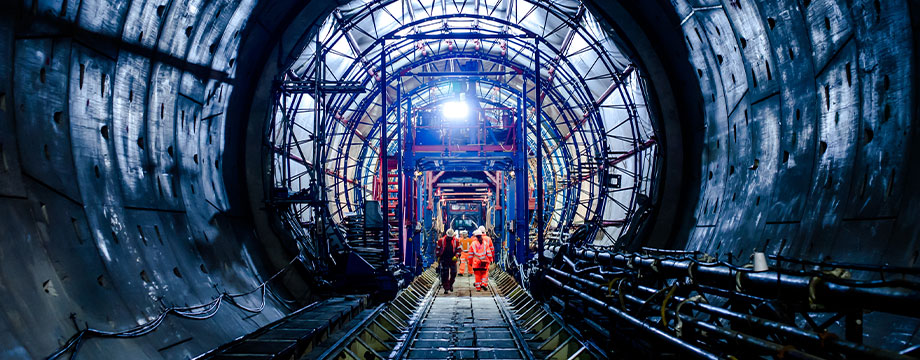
top-left (442, 101), bottom-right (469, 120)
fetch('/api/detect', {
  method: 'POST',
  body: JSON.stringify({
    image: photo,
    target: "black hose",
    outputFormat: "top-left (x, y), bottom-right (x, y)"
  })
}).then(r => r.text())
top-left (543, 275), bottom-right (721, 360)
top-left (548, 246), bottom-right (920, 318)
top-left (547, 267), bottom-right (914, 360)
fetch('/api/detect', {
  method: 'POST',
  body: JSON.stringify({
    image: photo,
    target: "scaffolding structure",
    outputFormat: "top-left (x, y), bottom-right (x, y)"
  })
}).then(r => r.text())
top-left (265, 0), bottom-right (661, 275)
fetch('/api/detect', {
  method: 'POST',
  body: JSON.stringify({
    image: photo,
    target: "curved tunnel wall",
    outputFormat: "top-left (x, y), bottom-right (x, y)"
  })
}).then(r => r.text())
top-left (672, 0), bottom-right (918, 269)
top-left (667, 0), bottom-right (920, 348)
top-left (0, 1), bottom-right (306, 358)
top-left (0, 0), bottom-right (918, 358)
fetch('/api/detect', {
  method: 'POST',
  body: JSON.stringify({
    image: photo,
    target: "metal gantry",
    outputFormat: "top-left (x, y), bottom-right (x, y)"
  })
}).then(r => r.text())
top-left (265, 0), bottom-right (661, 274)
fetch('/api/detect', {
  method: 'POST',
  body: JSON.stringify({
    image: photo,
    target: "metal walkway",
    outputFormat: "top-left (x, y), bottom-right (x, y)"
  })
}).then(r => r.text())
top-left (404, 273), bottom-right (531, 359)
top-left (196, 296), bottom-right (368, 359)
top-left (316, 267), bottom-right (599, 360)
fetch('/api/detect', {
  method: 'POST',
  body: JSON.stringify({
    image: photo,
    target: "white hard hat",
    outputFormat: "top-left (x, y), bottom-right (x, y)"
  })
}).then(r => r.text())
top-left (472, 230), bottom-right (482, 236)
top-left (446, 229), bottom-right (455, 237)
top-left (478, 226), bottom-right (486, 232)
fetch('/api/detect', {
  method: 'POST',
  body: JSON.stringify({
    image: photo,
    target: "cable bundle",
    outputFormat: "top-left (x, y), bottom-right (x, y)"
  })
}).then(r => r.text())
top-left (47, 257), bottom-right (301, 359)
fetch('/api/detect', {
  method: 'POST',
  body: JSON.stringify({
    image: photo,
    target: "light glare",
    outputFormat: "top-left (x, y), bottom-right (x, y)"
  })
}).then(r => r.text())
top-left (442, 101), bottom-right (469, 120)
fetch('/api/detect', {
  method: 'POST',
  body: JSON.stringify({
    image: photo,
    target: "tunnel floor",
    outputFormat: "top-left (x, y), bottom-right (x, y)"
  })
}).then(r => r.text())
top-left (283, 267), bottom-right (598, 360)
top-left (406, 274), bottom-right (526, 359)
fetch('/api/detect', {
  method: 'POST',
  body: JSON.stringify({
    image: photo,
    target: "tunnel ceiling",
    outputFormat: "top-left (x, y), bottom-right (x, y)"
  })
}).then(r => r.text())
top-left (266, 0), bottom-right (661, 248)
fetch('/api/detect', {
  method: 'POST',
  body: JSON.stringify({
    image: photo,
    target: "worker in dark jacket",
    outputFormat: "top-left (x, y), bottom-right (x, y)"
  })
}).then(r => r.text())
top-left (436, 229), bottom-right (462, 293)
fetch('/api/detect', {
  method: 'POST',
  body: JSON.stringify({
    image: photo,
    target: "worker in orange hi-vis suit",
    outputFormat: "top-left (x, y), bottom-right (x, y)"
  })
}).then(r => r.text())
top-left (469, 231), bottom-right (490, 291)
top-left (457, 231), bottom-right (473, 276)
top-left (476, 226), bottom-right (495, 289)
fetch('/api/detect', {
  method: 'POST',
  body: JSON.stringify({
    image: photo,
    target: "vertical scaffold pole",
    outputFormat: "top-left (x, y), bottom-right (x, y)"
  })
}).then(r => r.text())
top-left (535, 39), bottom-right (545, 265)
top-left (379, 43), bottom-right (388, 269)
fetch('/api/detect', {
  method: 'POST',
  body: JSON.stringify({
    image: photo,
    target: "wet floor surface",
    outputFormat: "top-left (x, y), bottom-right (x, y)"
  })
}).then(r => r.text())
top-left (406, 273), bottom-right (525, 359)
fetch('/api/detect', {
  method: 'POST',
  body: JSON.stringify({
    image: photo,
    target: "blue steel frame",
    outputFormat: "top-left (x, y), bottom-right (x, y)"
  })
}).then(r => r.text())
top-left (317, 21), bottom-right (619, 226)
top-left (266, 0), bottom-right (661, 277)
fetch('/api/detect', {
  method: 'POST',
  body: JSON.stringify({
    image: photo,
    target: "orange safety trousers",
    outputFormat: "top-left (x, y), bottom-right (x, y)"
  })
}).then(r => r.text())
top-left (480, 236), bottom-right (493, 287)
top-left (474, 268), bottom-right (487, 290)
top-left (470, 239), bottom-right (490, 289)
top-left (458, 252), bottom-right (470, 275)
top-left (458, 237), bottom-right (473, 275)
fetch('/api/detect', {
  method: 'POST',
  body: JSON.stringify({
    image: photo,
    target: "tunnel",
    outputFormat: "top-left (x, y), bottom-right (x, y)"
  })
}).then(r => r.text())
top-left (1, 0), bottom-right (919, 358)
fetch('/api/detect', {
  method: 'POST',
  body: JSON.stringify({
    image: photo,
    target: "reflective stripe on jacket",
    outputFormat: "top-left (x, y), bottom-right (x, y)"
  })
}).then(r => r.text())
top-left (470, 239), bottom-right (489, 269)
top-left (436, 236), bottom-right (460, 260)
top-left (482, 235), bottom-right (494, 262)
top-left (459, 236), bottom-right (473, 257)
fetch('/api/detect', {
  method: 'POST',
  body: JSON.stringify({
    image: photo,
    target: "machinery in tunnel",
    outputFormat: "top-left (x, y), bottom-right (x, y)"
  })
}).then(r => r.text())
top-left (264, 0), bottom-right (660, 292)
top-left (1, 0), bottom-right (920, 359)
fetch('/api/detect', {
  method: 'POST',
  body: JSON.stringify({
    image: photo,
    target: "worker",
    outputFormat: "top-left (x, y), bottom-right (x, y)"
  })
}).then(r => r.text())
top-left (477, 226), bottom-right (494, 289)
top-left (457, 229), bottom-right (474, 276)
top-left (459, 230), bottom-right (470, 275)
top-left (436, 229), bottom-right (461, 294)
top-left (470, 229), bottom-right (491, 291)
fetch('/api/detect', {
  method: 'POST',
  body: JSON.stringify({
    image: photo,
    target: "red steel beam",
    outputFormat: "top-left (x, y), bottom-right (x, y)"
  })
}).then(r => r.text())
top-left (413, 145), bottom-right (514, 152)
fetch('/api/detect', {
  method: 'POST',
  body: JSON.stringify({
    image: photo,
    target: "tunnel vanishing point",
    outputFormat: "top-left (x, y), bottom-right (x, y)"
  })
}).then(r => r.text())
top-left (1, 0), bottom-right (920, 359)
